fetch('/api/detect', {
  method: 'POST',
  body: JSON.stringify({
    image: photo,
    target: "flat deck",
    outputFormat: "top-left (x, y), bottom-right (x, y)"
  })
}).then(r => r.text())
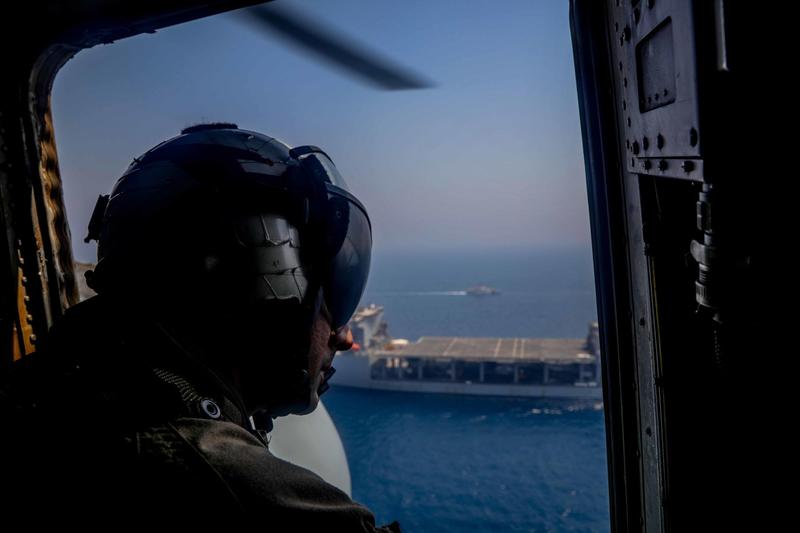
top-left (374, 336), bottom-right (594, 364)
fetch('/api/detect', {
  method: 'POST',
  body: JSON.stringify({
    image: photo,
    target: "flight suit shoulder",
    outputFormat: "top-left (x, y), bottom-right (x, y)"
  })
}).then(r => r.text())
top-left (170, 417), bottom-right (400, 532)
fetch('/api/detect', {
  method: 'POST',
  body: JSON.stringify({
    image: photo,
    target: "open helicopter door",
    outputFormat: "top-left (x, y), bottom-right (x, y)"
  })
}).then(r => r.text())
top-left (571, 1), bottom-right (789, 531)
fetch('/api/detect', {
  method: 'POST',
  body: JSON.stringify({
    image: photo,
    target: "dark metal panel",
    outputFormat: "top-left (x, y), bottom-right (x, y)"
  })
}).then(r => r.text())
top-left (7, 1), bottom-right (268, 50)
top-left (0, 109), bottom-right (20, 368)
top-left (573, 1), bottom-right (716, 531)
top-left (618, 0), bottom-right (704, 182)
top-left (575, 1), bottom-right (792, 531)
top-left (610, 2), bottom-right (672, 531)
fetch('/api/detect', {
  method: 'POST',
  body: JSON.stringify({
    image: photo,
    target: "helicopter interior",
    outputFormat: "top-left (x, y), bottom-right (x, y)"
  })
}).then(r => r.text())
top-left (1, 1), bottom-right (790, 531)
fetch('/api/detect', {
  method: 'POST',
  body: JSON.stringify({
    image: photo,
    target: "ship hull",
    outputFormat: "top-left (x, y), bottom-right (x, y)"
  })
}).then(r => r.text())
top-left (332, 353), bottom-right (602, 400)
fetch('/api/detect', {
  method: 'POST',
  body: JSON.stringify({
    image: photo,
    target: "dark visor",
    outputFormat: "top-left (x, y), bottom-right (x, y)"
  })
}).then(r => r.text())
top-left (323, 185), bottom-right (372, 330)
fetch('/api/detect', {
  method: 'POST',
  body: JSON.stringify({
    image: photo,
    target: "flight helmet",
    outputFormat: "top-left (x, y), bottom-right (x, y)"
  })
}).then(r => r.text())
top-left (84, 123), bottom-right (372, 409)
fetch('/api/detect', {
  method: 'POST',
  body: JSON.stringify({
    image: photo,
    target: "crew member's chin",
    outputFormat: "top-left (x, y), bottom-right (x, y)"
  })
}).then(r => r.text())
top-left (267, 395), bottom-right (317, 418)
top-left (293, 392), bottom-right (320, 416)
top-left (279, 373), bottom-right (322, 417)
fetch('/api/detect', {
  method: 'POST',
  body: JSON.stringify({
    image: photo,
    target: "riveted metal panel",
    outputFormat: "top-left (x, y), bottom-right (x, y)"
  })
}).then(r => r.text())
top-left (618, 0), bottom-right (704, 181)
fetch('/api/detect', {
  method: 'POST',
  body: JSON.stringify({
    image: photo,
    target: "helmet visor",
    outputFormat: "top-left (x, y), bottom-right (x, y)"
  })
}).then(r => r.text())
top-left (323, 185), bottom-right (372, 330)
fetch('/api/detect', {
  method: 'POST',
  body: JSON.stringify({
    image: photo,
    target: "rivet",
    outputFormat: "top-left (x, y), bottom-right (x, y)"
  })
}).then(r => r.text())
top-left (689, 128), bottom-right (699, 147)
top-left (656, 134), bottom-right (665, 149)
top-left (632, 141), bottom-right (640, 155)
top-left (643, 160), bottom-right (652, 170)
top-left (642, 137), bottom-right (649, 150)
top-left (681, 160), bottom-right (695, 172)
top-left (29, 334), bottom-right (37, 343)
top-left (658, 160), bottom-right (668, 171)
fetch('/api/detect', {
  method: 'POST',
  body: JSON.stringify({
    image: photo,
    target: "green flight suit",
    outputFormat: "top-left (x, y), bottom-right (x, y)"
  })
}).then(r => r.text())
top-left (1, 295), bottom-right (400, 531)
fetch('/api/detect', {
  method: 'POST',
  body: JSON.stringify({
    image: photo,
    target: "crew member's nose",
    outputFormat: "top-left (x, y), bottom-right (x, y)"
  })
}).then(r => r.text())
top-left (329, 325), bottom-right (354, 351)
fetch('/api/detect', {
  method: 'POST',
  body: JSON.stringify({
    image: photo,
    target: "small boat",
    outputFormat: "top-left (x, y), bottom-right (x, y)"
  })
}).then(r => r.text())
top-left (465, 285), bottom-right (499, 296)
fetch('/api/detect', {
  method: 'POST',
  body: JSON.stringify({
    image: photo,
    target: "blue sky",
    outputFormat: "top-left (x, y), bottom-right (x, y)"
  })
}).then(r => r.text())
top-left (53, 0), bottom-right (590, 263)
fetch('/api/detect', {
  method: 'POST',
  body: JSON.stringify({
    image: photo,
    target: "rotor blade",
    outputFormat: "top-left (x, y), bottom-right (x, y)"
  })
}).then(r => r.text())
top-left (239, 4), bottom-right (432, 90)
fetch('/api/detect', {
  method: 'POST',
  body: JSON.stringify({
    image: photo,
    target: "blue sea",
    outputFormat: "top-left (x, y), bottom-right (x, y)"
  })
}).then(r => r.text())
top-left (323, 247), bottom-right (610, 533)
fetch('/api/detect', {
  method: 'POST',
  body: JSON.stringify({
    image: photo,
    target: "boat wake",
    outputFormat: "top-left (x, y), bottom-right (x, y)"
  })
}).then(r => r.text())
top-left (374, 291), bottom-right (468, 296)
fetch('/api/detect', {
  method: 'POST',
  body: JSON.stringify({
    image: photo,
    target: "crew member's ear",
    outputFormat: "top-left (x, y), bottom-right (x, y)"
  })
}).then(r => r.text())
top-left (329, 325), bottom-right (354, 351)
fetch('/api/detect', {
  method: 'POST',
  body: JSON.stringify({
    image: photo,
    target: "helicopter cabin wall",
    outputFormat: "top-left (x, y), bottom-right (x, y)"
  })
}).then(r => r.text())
top-left (607, 2), bottom-right (705, 532)
top-left (0, 40), bottom-right (73, 369)
top-left (574, 0), bottom-right (785, 531)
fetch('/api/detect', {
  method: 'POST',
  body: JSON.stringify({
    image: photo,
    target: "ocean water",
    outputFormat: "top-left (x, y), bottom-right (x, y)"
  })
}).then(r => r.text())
top-left (323, 247), bottom-right (610, 533)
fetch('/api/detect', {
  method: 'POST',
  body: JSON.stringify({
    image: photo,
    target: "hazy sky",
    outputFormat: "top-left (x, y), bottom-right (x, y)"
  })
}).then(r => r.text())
top-left (53, 0), bottom-right (590, 263)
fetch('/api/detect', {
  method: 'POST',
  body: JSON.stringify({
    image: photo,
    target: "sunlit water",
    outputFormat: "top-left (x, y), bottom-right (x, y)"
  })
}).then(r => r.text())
top-left (325, 389), bottom-right (608, 533)
top-left (324, 248), bottom-right (609, 532)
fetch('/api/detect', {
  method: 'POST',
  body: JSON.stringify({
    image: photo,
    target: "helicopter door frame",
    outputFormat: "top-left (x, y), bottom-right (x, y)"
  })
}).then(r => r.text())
top-left (0, 1), bottom-right (265, 370)
top-left (570, 2), bottom-right (644, 531)
top-left (571, 0), bottom-right (787, 531)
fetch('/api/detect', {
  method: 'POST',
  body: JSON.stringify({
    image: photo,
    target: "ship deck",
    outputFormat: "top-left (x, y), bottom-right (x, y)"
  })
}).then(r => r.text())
top-left (372, 336), bottom-right (594, 365)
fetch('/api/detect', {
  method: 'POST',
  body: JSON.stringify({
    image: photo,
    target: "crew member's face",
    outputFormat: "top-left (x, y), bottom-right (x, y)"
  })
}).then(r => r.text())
top-left (300, 305), bottom-right (354, 414)
top-left (226, 303), bottom-right (353, 417)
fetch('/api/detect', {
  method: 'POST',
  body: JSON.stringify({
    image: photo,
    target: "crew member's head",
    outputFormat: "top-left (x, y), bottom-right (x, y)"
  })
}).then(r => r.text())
top-left (84, 123), bottom-right (372, 418)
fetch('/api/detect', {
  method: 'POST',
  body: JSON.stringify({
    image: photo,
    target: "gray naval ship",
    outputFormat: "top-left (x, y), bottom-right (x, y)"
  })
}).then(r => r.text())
top-left (334, 305), bottom-right (602, 400)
